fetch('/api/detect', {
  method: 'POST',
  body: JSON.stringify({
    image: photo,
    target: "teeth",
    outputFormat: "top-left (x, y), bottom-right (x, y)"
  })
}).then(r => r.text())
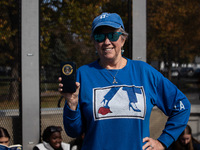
top-left (105, 48), bottom-right (112, 51)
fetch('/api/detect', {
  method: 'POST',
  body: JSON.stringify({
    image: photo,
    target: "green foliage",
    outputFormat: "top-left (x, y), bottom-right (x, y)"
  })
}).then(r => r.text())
top-left (40, 0), bottom-right (107, 67)
top-left (0, 0), bottom-right (20, 101)
top-left (147, 0), bottom-right (200, 66)
top-left (102, 0), bottom-right (129, 28)
top-left (0, 0), bottom-right (19, 66)
top-left (2, 0), bottom-right (199, 78)
top-left (1, 0), bottom-right (200, 102)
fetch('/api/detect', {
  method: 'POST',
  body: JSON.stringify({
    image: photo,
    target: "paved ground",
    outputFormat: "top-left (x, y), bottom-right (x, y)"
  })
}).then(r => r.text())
top-left (150, 108), bottom-right (168, 139)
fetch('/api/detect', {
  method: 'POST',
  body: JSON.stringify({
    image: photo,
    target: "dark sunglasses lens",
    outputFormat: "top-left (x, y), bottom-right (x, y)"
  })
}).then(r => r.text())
top-left (94, 34), bottom-right (105, 42)
top-left (94, 32), bottom-right (122, 42)
top-left (107, 32), bottom-right (120, 41)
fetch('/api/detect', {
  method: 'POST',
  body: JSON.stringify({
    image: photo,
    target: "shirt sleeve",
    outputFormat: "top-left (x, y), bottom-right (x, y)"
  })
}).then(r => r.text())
top-left (63, 102), bottom-right (83, 138)
top-left (154, 74), bottom-right (191, 148)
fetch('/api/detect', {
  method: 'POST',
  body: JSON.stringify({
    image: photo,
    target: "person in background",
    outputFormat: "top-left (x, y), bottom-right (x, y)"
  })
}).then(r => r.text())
top-left (167, 125), bottom-right (200, 150)
top-left (0, 127), bottom-right (10, 146)
top-left (33, 126), bottom-right (70, 150)
top-left (59, 12), bottom-right (191, 150)
top-left (69, 133), bottom-right (84, 150)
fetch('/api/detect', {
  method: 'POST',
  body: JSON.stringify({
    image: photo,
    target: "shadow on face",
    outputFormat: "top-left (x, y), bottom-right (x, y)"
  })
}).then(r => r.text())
top-left (179, 134), bottom-right (192, 146)
top-left (48, 132), bottom-right (62, 149)
top-left (0, 137), bottom-right (10, 146)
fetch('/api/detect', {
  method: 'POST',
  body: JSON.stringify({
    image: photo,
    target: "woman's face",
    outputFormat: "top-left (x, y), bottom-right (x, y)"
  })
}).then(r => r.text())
top-left (49, 132), bottom-right (62, 149)
top-left (94, 26), bottom-right (125, 63)
top-left (0, 137), bottom-right (10, 146)
top-left (179, 134), bottom-right (191, 145)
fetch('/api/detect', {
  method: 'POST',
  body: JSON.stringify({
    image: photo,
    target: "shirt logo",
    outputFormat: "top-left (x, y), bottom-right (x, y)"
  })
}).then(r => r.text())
top-left (100, 14), bottom-right (108, 19)
top-left (174, 100), bottom-right (185, 110)
top-left (93, 85), bottom-right (146, 120)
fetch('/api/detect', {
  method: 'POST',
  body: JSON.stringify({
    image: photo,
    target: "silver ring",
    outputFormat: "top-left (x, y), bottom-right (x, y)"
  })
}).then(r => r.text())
top-left (150, 145), bottom-right (154, 149)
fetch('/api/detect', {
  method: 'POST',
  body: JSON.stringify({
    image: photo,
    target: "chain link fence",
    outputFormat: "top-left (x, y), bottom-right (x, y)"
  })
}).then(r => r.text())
top-left (0, 67), bottom-right (22, 145)
top-left (1, 0), bottom-right (200, 147)
top-left (40, 66), bottom-right (74, 143)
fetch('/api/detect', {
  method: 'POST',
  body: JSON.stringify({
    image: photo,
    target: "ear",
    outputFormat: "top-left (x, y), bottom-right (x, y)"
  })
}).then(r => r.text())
top-left (121, 37), bottom-right (126, 48)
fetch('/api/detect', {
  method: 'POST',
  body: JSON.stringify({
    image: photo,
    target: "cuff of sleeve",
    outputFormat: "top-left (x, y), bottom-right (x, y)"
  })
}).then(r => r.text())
top-left (63, 102), bottom-right (80, 120)
top-left (157, 132), bottom-right (175, 148)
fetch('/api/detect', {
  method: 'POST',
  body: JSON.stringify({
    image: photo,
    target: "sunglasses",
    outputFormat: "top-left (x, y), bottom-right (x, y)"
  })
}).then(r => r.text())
top-left (50, 126), bottom-right (62, 133)
top-left (93, 32), bottom-right (122, 43)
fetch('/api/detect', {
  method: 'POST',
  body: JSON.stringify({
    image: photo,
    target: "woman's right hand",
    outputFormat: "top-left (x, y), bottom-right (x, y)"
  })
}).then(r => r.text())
top-left (58, 77), bottom-right (80, 110)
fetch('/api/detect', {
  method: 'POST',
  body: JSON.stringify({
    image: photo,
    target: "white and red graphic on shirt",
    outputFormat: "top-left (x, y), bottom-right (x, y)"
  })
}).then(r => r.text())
top-left (93, 85), bottom-right (146, 120)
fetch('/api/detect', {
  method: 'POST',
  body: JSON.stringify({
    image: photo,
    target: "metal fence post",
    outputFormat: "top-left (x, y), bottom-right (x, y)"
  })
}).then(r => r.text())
top-left (132, 0), bottom-right (146, 62)
top-left (21, 0), bottom-right (40, 149)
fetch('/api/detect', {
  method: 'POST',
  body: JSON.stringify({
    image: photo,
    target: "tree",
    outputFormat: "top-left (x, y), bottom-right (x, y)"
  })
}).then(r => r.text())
top-left (0, 0), bottom-right (130, 98)
top-left (102, 0), bottom-right (130, 57)
top-left (40, 0), bottom-right (130, 69)
top-left (40, 0), bottom-right (108, 68)
top-left (147, 0), bottom-right (200, 78)
top-left (0, 0), bottom-right (20, 101)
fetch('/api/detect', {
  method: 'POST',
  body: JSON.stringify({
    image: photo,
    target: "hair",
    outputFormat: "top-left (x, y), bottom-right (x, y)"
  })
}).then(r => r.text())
top-left (181, 124), bottom-right (192, 135)
top-left (0, 127), bottom-right (10, 139)
top-left (181, 125), bottom-right (194, 150)
top-left (171, 125), bottom-right (200, 150)
top-left (119, 27), bottom-right (128, 40)
top-left (42, 126), bottom-right (62, 142)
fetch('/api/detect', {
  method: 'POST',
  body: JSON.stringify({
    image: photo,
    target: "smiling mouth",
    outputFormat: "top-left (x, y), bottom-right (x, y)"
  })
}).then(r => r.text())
top-left (104, 48), bottom-right (113, 51)
top-left (55, 143), bottom-right (61, 148)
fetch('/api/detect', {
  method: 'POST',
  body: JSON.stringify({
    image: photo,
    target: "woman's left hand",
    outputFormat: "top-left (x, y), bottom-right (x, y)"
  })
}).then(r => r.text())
top-left (142, 137), bottom-right (165, 150)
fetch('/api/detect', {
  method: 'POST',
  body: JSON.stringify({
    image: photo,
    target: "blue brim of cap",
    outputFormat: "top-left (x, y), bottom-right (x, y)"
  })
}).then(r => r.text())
top-left (92, 22), bottom-right (122, 33)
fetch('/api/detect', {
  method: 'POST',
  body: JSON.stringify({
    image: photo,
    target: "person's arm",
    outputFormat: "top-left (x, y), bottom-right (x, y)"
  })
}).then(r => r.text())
top-left (63, 101), bottom-right (83, 138)
top-left (155, 75), bottom-right (191, 148)
top-left (142, 68), bottom-right (190, 150)
top-left (59, 67), bottom-right (84, 138)
top-left (58, 76), bottom-right (82, 137)
top-left (61, 81), bottom-right (83, 137)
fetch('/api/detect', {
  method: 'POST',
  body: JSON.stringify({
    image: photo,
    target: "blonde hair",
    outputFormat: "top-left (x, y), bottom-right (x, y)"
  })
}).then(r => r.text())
top-left (119, 27), bottom-right (128, 40)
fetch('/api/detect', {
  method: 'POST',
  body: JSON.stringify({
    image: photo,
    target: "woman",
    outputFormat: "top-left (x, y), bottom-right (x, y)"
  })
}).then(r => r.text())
top-left (0, 127), bottom-right (10, 146)
top-left (59, 12), bottom-right (191, 150)
top-left (167, 125), bottom-right (200, 150)
top-left (33, 126), bottom-right (70, 150)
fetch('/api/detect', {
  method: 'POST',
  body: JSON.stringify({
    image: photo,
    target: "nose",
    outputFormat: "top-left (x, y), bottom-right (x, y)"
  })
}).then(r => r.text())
top-left (183, 139), bottom-right (189, 145)
top-left (184, 140), bottom-right (187, 144)
top-left (104, 36), bottom-right (111, 44)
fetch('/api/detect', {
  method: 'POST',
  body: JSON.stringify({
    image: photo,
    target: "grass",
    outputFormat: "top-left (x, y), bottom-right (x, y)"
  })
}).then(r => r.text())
top-left (0, 82), bottom-right (10, 95)
top-left (0, 93), bottom-right (65, 110)
top-left (0, 79), bottom-right (65, 109)
top-left (0, 76), bottom-right (199, 110)
top-left (0, 100), bottom-right (19, 109)
top-left (41, 95), bottom-right (65, 108)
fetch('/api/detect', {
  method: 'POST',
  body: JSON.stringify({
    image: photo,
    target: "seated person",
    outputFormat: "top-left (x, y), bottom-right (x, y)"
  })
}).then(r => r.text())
top-left (0, 127), bottom-right (10, 146)
top-left (70, 134), bottom-right (84, 150)
top-left (33, 126), bottom-right (70, 150)
top-left (167, 124), bottom-right (200, 150)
